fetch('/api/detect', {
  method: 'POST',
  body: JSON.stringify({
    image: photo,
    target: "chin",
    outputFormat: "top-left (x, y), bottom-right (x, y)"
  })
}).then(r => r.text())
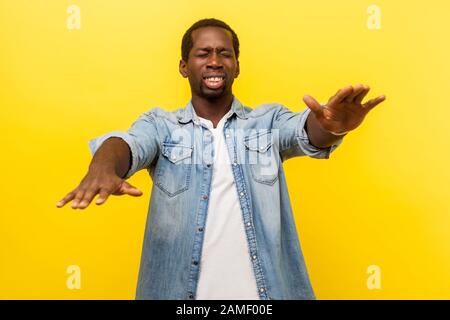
top-left (200, 87), bottom-right (227, 100)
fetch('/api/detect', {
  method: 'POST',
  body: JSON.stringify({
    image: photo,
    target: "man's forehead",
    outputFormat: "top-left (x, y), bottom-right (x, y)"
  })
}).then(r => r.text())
top-left (191, 27), bottom-right (233, 48)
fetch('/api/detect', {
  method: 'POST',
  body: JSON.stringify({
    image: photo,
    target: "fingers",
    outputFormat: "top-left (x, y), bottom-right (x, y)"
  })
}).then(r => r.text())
top-left (56, 190), bottom-right (76, 208)
top-left (57, 182), bottom-right (142, 209)
top-left (56, 170), bottom-right (142, 209)
top-left (71, 189), bottom-right (86, 209)
top-left (121, 181), bottom-right (143, 197)
top-left (302, 95), bottom-right (322, 115)
top-left (354, 85), bottom-right (370, 105)
top-left (363, 95), bottom-right (386, 111)
top-left (345, 84), bottom-right (366, 103)
top-left (76, 188), bottom-right (100, 209)
top-left (58, 186), bottom-right (104, 209)
top-left (329, 85), bottom-right (354, 106)
top-left (331, 84), bottom-right (383, 109)
top-left (95, 189), bottom-right (111, 205)
top-left (57, 187), bottom-right (112, 209)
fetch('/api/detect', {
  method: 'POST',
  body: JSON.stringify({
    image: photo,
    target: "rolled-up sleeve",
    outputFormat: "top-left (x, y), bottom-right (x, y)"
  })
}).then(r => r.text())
top-left (274, 105), bottom-right (344, 161)
top-left (88, 111), bottom-right (160, 179)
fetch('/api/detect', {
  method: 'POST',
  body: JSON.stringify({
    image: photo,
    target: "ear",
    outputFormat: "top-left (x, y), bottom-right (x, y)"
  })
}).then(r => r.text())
top-left (235, 60), bottom-right (240, 78)
top-left (179, 59), bottom-right (188, 78)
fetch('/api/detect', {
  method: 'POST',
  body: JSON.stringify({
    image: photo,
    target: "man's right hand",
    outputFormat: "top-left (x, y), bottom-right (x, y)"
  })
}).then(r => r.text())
top-left (56, 168), bottom-right (143, 209)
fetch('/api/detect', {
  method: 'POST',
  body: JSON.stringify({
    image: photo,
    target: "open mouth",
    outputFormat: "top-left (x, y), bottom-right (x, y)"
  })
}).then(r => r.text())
top-left (202, 76), bottom-right (225, 90)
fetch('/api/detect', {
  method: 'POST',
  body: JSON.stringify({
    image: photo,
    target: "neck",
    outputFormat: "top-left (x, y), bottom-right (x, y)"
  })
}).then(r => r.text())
top-left (191, 93), bottom-right (234, 128)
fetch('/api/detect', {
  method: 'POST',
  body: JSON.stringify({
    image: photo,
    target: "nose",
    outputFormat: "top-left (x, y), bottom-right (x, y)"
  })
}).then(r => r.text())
top-left (207, 52), bottom-right (223, 68)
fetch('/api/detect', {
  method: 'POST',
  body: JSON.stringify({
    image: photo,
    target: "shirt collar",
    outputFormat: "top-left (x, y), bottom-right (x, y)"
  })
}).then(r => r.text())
top-left (196, 107), bottom-right (234, 129)
top-left (177, 95), bottom-right (248, 125)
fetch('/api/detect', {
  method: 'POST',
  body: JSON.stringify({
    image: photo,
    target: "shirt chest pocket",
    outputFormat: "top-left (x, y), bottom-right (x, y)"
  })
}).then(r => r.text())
top-left (154, 142), bottom-right (193, 197)
top-left (243, 130), bottom-right (280, 185)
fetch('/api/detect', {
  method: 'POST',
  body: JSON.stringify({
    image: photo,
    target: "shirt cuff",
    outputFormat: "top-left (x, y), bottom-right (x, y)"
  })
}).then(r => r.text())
top-left (295, 107), bottom-right (344, 159)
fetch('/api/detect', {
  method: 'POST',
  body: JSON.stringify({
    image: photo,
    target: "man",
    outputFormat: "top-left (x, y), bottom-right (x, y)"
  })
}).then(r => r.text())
top-left (56, 18), bottom-right (386, 300)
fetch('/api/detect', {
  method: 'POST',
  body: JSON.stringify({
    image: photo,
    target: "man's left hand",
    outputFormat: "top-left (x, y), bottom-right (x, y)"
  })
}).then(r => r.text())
top-left (303, 84), bottom-right (386, 135)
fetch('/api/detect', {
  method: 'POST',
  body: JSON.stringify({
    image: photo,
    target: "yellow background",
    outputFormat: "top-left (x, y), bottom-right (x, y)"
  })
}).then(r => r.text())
top-left (1, 0), bottom-right (449, 299)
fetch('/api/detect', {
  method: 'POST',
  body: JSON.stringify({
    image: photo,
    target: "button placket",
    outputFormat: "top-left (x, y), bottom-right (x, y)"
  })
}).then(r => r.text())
top-left (222, 118), bottom-right (270, 300)
top-left (187, 125), bottom-right (215, 299)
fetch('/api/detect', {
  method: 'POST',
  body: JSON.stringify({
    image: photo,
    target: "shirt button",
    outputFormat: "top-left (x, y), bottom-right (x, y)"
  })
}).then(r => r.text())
top-left (233, 162), bottom-right (238, 166)
top-left (252, 255), bottom-right (257, 260)
top-left (202, 195), bottom-right (208, 200)
top-left (206, 164), bottom-right (211, 168)
top-left (226, 134), bottom-right (230, 138)
top-left (171, 155), bottom-right (176, 160)
top-left (246, 222), bottom-right (251, 227)
top-left (198, 227), bottom-right (204, 232)
top-left (193, 261), bottom-right (198, 265)
top-left (189, 294), bottom-right (194, 299)
top-left (260, 288), bottom-right (265, 293)
top-left (239, 192), bottom-right (244, 197)
top-left (260, 146), bottom-right (265, 150)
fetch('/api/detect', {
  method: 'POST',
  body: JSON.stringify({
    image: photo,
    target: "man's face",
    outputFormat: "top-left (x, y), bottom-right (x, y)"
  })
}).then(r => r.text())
top-left (179, 26), bottom-right (240, 100)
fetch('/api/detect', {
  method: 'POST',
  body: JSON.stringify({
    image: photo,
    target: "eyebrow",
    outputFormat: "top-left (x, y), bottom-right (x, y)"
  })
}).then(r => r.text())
top-left (195, 47), bottom-right (232, 51)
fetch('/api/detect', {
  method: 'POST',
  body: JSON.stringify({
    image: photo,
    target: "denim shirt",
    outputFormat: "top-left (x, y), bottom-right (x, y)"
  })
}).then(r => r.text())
top-left (88, 96), bottom-right (344, 300)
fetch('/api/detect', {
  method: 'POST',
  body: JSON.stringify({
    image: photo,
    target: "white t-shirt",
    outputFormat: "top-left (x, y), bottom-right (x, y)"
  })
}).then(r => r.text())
top-left (195, 109), bottom-right (260, 300)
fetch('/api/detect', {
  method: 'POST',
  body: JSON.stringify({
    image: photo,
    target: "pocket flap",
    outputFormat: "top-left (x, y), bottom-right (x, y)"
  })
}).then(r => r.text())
top-left (162, 143), bottom-right (193, 163)
top-left (244, 130), bottom-right (273, 153)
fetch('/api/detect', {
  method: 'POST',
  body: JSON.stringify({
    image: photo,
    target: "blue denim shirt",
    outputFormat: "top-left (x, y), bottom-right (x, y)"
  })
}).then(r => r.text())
top-left (88, 96), bottom-right (343, 300)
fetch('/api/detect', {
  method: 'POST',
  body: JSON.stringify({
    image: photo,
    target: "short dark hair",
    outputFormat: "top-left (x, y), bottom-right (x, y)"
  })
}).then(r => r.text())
top-left (181, 18), bottom-right (240, 62)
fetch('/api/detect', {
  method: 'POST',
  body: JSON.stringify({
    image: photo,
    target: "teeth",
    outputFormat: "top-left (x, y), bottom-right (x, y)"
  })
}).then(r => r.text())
top-left (205, 77), bottom-right (224, 81)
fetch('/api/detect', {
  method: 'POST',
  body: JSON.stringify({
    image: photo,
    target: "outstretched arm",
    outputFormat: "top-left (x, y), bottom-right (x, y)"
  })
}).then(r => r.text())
top-left (304, 84), bottom-right (386, 148)
top-left (56, 110), bottom-right (160, 209)
top-left (56, 137), bottom-right (143, 209)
